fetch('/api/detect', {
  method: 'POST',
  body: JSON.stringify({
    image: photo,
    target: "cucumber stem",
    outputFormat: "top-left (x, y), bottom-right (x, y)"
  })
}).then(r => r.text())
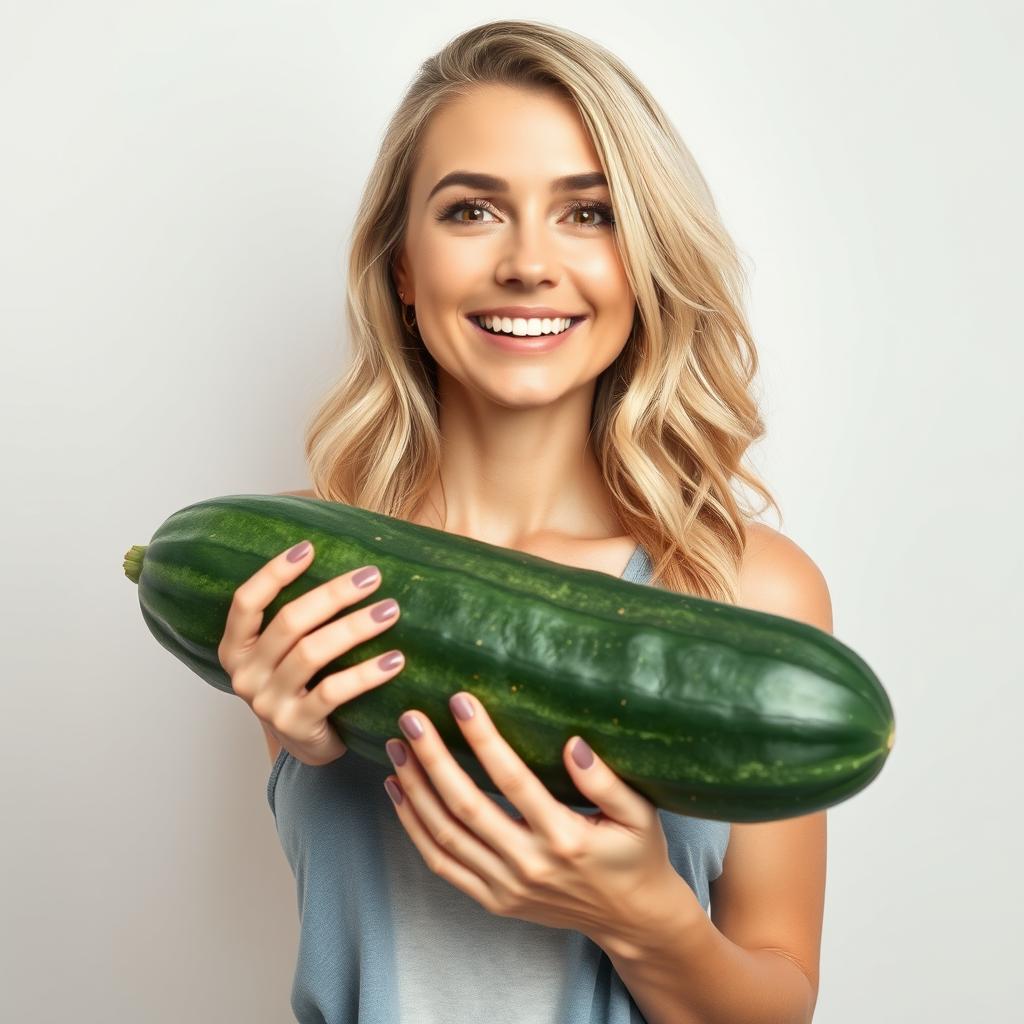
top-left (123, 544), bottom-right (147, 584)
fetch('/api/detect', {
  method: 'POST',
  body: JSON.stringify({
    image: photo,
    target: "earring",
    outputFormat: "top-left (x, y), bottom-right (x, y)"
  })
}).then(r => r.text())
top-left (399, 290), bottom-right (418, 335)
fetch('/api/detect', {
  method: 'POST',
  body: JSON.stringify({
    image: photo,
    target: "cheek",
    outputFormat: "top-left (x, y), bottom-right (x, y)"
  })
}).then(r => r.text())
top-left (576, 241), bottom-right (630, 289)
top-left (417, 234), bottom-right (482, 303)
top-left (578, 250), bottom-right (635, 332)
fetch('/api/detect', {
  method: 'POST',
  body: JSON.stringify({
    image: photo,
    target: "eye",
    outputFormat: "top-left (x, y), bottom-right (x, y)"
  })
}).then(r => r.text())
top-left (436, 197), bottom-right (616, 230)
top-left (437, 198), bottom-right (500, 224)
top-left (564, 200), bottom-right (615, 229)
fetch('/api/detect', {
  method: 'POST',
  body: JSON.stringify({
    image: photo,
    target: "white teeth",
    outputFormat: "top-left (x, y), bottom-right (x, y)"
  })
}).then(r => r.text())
top-left (474, 315), bottom-right (574, 336)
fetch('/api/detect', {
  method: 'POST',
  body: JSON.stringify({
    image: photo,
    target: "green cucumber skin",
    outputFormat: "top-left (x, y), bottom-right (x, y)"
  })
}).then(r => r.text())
top-left (129, 493), bottom-right (894, 822)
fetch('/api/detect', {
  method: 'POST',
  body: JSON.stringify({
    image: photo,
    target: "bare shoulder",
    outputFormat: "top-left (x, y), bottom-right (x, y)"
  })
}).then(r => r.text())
top-left (737, 522), bottom-right (833, 634)
top-left (277, 488), bottom-right (317, 498)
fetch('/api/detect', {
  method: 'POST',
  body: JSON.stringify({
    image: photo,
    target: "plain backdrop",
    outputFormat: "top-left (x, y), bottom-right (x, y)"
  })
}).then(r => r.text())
top-left (2, 1), bottom-right (1021, 1021)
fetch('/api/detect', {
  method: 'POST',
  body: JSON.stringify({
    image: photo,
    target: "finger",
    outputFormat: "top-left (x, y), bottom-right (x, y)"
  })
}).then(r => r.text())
top-left (383, 773), bottom-right (504, 916)
top-left (220, 539), bottom-right (316, 681)
top-left (385, 737), bottom-right (521, 880)
top-left (256, 562), bottom-right (385, 674)
top-left (302, 641), bottom-right (406, 722)
top-left (397, 702), bottom-right (573, 849)
top-left (271, 591), bottom-right (400, 703)
top-left (445, 695), bottom-right (580, 844)
top-left (562, 736), bottom-right (658, 832)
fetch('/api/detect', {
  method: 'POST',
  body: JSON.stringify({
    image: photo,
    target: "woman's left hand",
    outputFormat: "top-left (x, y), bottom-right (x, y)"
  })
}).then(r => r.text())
top-left (382, 690), bottom-right (694, 943)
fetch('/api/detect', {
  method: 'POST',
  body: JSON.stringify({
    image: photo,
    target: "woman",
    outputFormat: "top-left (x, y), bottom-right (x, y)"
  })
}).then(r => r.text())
top-left (221, 19), bottom-right (830, 1024)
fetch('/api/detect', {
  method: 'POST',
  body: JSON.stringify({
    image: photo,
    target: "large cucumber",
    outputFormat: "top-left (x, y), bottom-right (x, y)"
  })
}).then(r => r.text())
top-left (123, 493), bottom-right (894, 822)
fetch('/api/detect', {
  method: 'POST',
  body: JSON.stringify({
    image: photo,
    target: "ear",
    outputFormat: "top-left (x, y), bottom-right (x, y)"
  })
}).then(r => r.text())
top-left (392, 252), bottom-right (412, 302)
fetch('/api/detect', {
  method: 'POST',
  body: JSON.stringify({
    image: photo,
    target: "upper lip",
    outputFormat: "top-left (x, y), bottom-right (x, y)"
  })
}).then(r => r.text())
top-left (467, 306), bottom-right (586, 320)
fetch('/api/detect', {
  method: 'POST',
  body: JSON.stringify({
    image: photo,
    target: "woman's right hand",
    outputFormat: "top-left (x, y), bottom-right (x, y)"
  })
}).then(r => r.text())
top-left (218, 539), bottom-right (404, 766)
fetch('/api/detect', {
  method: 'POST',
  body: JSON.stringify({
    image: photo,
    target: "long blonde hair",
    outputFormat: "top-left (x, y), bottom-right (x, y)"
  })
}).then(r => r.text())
top-left (303, 19), bottom-right (781, 603)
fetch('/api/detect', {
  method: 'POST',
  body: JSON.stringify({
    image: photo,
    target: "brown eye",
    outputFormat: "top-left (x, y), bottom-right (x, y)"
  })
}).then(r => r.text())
top-left (567, 202), bottom-right (614, 228)
top-left (439, 199), bottom-right (498, 224)
top-left (438, 197), bottom-right (614, 230)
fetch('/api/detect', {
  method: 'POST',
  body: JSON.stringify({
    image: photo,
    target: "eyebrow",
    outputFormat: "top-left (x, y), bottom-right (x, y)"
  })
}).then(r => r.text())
top-left (427, 169), bottom-right (608, 201)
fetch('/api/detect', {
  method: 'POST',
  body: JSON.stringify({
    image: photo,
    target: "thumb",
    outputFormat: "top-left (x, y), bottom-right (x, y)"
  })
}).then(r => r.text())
top-left (564, 736), bottom-right (653, 829)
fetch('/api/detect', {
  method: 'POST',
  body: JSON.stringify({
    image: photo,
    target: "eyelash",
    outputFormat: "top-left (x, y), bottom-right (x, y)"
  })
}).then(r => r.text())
top-left (436, 196), bottom-right (616, 230)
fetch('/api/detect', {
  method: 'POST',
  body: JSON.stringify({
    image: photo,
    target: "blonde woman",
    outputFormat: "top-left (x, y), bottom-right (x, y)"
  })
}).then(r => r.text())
top-left (221, 19), bottom-right (830, 1024)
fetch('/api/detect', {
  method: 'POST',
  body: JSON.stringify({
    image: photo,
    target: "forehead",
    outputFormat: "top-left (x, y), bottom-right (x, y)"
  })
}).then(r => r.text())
top-left (412, 84), bottom-right (604, 199)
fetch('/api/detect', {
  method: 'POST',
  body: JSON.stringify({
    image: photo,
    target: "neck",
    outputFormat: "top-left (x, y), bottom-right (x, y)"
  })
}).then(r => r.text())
top-left (412, 371), bottom-right (622, 548)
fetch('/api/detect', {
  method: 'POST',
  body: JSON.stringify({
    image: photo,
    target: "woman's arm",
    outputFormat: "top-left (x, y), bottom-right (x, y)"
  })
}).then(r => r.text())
top-left (592, 886), bottom-right (819, 1024)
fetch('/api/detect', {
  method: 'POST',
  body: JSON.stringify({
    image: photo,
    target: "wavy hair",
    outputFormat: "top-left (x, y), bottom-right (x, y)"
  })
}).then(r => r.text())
top-left (303, 18), bottom-right (781, 603)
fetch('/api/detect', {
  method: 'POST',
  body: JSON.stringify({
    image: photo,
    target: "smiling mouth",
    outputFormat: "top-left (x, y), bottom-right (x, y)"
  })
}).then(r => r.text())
top-left (465, 314), bottom-right (586, 352)
top-left (469, 315), bottom-right (584, 338)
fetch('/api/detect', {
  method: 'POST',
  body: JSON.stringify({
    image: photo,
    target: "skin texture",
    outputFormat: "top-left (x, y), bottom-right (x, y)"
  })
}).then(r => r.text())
top-left (280, 82), bottom-right (829, 1023)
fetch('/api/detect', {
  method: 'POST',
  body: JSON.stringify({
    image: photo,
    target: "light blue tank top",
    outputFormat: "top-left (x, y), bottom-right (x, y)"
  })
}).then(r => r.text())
top-left (268, 545), bottom-right (731, 1023)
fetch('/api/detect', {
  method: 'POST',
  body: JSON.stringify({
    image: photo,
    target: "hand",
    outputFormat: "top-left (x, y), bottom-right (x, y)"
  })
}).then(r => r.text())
top-left (381, 691), bottom-right (695, 946)
top-left (217, 539), bottom-right (406, 766)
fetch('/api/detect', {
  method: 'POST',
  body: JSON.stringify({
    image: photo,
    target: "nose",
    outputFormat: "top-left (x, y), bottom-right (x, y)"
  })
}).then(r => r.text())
top-left (494, 213), bottom-right (561, 290)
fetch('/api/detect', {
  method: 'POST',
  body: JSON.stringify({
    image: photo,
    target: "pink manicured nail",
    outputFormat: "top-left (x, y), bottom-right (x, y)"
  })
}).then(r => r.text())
top-left (449, 693), bottom-right (474, 721)
top-left (372, 598), bottom-right (399, 622)
top-left (353, 565), bottom-right (380, 588)
top-left (384, 778), bottom-right (403, 805)
top-left (572, 738), bottom-right (594, 769)
top-left (287, 540), bottom-right (311, 562)
top-left (399, 712), bottom-right (423, 740)
top-left (377, 650), bottom-right (404, 672)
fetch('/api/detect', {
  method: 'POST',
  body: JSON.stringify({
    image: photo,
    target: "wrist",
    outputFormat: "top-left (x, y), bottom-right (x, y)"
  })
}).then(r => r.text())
top-left (585, 869), bottom-right (708, 963)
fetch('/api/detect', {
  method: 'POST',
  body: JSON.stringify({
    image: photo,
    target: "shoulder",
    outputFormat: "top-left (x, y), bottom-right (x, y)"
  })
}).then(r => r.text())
top-left (276, 489), bottom-right (317, 498)
top-left (737, 522), bottom-right (833, 634)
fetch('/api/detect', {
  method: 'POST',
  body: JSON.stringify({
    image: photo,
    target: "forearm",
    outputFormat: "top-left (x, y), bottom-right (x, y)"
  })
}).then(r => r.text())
top-left (588, 877), bottom-right (815, 1024)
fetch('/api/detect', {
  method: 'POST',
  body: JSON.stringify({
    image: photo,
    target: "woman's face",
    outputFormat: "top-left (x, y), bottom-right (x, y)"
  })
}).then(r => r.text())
top-left (393, 84), bottom-right (636, 410)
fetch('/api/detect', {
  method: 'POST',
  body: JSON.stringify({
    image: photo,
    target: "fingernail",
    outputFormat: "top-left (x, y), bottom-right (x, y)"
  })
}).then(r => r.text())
top-left (372, 598), bottom-right (399, 622)
top-left (287, 540), bottom-right (311, 562)
top-left (353, 565), bottom-right (380, 588)
top-left (386, 739), bottom-right (407, 767)
top-left (449, 693), bottom-right (474, 721)
top-left (399, 712), bottom-right (423, 740)
top-left (384, 778), bottom-right (403, 805)
top-left (572, 738), bottom-right (594, 769)
top-left (377, 650), bottom-right (404, 671)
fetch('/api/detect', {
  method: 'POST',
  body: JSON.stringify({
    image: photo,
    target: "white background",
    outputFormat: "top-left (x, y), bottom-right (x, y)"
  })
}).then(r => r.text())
top-left (2, 1), bottom-right (1020, 1021)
